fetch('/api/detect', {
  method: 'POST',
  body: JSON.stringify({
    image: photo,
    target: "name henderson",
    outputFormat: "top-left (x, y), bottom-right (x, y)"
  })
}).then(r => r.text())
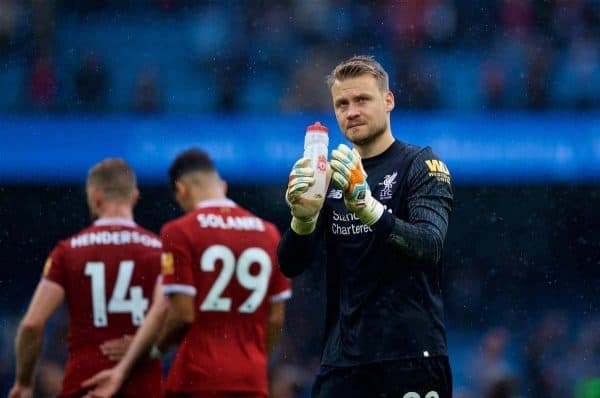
top-left (71, 230), bottom-right (162, 248)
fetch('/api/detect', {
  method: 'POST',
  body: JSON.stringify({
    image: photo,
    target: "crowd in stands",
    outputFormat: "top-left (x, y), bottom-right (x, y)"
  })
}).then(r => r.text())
top-left (1, 0), bottom-right (600, 113)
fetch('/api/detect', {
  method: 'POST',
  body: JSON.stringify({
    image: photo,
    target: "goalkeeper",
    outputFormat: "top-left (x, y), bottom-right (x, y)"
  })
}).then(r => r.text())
top-left (278, 56), bottom-right (454, 398)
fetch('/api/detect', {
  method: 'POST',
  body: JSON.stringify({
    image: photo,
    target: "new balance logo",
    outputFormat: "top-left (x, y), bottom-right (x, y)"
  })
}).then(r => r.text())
top-left (327, 189), bottom-right (343, 199)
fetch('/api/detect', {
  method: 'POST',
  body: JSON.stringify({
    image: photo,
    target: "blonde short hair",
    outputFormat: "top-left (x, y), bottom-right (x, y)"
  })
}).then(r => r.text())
top-left (326, 55), bottom-right (390, 92)
top-left (87, 158), bottom-right (136, 200)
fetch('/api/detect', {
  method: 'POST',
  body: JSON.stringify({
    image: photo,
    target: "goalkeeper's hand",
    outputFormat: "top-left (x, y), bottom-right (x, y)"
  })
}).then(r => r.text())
top-left (330, 144), bottom-right (384, 226)
top-left (285, 158), bottom-right (326, 235)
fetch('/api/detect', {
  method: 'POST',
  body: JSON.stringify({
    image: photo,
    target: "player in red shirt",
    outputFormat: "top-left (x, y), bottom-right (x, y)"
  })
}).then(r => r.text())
top-left (82, 148), bottom-right (291, 398)
top-left (9, 158), bottom-right (163, 398)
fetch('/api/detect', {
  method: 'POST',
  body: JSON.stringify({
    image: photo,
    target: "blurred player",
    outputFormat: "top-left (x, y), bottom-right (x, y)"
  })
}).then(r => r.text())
top-left (82, 148), bottom-right (292, 398)
top-left (279, 56), bottom-right (454, 397)
top-left (9, 158), bottom-right (163, 398)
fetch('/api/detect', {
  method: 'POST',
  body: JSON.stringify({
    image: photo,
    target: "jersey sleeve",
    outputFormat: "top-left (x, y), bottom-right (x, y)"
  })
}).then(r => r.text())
top-left (160, 223), bottom-right (197, 296)
top-left (266, 224), bottom-right (292, 302)
top-left (277, 206), bottom-right (327, 279)
top-left (370, 147), bottom-right (453, 266)
top-left (43, 241), bottom-right (68, 287)
top-left (405, 147), bottom-right (453, 236)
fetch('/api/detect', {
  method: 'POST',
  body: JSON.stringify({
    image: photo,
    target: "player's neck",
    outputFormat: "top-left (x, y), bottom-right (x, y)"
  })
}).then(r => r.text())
top-left (190, 185), bottom-right (227, 209)
top-left (97, 202), bottom-right (134, 220)
top-left (356, 130), bottom-right (394, 159)
top-left (192, 193), bottom-right (227, 207)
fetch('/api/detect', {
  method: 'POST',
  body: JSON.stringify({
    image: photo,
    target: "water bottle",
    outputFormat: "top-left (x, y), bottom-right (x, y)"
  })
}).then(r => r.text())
top-left (302, 121), bottom-right (329, 200)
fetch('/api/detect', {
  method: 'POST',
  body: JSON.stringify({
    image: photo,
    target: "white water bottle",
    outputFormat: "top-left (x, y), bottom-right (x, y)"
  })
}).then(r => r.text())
top-left (302, 121), bottom-right (329, 200)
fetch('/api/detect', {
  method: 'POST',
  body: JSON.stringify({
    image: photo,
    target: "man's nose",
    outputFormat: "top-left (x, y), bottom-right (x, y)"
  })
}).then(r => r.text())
top-left (347, 104), bottom-right (360, 118)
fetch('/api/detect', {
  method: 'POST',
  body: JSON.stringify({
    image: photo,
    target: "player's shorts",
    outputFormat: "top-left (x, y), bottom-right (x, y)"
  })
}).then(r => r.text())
top-left (164, 392), bottom-right (266, 398)
top-left (311, 356), bottom-right (452, 398)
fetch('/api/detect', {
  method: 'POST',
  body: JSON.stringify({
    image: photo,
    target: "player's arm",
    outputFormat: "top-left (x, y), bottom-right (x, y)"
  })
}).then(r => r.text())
top-left (266, 301), bottom-right (286, 355)
top-left (105, 282), bottom-right (169, 374)
top-left (331, 145), bottom-right (452, 266)
top-left (10, 279), bottom-right (65, 398)
top-left (377, 149), bottom-right (453, 265)
top-left (277, 220), bottom-right (325, 278)
top-left (154, 223), bottom-right (197, 350)
top-left (82, 282), bottom-right (169, 398)
top-left (278, 158), bottom-right (330, 277)
top-left (155, 292), bottom-right (195, 352)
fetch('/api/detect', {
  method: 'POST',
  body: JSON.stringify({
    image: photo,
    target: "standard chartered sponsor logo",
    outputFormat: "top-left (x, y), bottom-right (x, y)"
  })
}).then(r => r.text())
top-left (331, 222), bottom-right (371, 235)
top-left (71, 231), bottom-right (161, 248)
top-left (331, 210), bottom-right (372, 235)
top-left (332, 211), bottom-right (360, 222)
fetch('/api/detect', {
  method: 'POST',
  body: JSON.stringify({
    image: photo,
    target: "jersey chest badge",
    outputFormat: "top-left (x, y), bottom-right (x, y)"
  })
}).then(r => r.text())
top-left (377, 171), bottom-right (398, 200)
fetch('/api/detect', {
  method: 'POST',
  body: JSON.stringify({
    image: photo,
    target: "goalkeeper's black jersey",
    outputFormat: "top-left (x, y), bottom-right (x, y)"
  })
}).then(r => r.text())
top-left (279, 140), bottom-right (454, 366)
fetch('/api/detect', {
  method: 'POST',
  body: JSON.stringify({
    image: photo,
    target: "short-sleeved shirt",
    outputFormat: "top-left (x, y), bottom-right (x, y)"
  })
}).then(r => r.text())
top-left (161, 199), bottom-right (292, 395)
top-left (43, 218), bottom-right (162, 398)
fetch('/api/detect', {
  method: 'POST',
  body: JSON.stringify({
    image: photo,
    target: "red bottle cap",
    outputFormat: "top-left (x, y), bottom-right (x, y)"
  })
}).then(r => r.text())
top-left (306, 121), bottom-right (328, 133)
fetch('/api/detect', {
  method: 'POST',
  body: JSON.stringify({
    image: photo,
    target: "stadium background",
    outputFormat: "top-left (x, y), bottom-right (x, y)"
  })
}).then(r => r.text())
top-left (1, 1), bottom-right (599, 397)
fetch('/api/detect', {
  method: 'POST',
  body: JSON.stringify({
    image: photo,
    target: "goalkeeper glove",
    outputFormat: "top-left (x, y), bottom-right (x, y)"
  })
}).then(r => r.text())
top-left (330, 144), bottom-right (384, 226)
top-left (285, 157), bottom-right (326, 234)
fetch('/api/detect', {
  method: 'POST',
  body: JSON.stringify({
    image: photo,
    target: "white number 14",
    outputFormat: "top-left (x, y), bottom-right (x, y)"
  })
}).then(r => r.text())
top-left (84, 260), bottom-right (149, 327)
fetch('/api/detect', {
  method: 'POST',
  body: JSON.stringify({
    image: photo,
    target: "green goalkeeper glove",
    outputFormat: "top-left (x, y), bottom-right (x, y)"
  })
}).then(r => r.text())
top-left (330, 144), bottom-right (384, 226)
top-left (285, 158), bottom-right (326, 235)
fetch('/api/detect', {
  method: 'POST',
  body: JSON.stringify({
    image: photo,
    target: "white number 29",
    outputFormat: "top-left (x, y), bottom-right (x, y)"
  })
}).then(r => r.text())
top-left (403, 392), bottom-right (439, 398)
top-left (199, 245), bottom-right (271, 313)
top-left (84, 260), bottom-right (149, 327)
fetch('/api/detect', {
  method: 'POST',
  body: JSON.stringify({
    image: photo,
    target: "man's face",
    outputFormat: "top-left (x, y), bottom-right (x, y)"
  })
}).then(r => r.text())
top-left (330, 74), bottom-right (394, 146)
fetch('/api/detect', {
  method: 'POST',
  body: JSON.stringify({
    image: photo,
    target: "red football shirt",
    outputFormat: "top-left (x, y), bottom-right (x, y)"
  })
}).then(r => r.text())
top-left (161, 199), bottom-right (292, 395)
top-left (43, 218), bottom-right (163, 398)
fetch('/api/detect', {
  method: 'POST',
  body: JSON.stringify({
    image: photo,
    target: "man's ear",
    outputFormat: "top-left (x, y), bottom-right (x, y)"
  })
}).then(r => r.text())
top-left (131, 188), bottom-right (140, 207)
top-left (175, 180), bottom-right (187, 197)
top-left (385, 90), bottom-right (395, 112)
top-left (93, 187), bottom-right (104, 210)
